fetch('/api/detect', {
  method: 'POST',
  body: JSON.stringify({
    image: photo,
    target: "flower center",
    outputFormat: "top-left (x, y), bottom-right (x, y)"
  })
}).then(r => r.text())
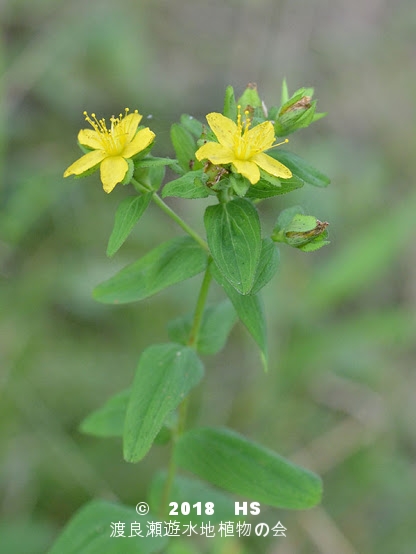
top-left (233, 106), bottom-right (255, 160)
top-left (83, 108), bottom-right (136, 156)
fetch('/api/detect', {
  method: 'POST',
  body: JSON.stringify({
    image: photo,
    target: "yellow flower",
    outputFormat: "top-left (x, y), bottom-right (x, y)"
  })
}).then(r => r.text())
top-left (64, 109), bottom-right (155, 193)
top-left (195, 107), bottom-right (292, 185)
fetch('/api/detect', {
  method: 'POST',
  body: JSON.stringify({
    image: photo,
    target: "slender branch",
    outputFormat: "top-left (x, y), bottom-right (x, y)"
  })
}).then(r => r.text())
top-left (131, 178), bottom-right (209, 252)
top-left (187, 262), bottom-right (212, 349)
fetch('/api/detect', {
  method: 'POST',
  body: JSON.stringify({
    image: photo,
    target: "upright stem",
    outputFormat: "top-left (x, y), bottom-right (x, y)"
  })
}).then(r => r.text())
top-left (131, 178), bottom-right (209, 252)
top-left (131, 177), bottom-right (212, 517)
top-left (159, 262), bottom-right (212, 517)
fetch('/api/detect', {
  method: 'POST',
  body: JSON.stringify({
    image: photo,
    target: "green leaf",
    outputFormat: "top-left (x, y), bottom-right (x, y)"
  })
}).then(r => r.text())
top-left (94, 236), bottom-right (208, 304)
top-left (47, 500), bottom-right (167, 554)
top-left (162, 170), bottom-right (210, 199)
top-left (211, 264), bottom-right (268, 370)
top-left (180, 114), bottom-right (203, 138)
top-left (148, 472), bottom-right (237, 524)
top-left (175, 427), bottom-right (322, 510)
top-left (246, 175), bottom-right (303, 199)
top-left (223, 86), bottom-right (237, 121)
top-left (134, 156), bottom-right (177, 168)
top-left (204, 198), bottom-right (262, 295)
top-left (80, 389), bottom-right (130, 438)
top-left (80, 388), bottom-right (176, 444)
top-left (106, 194), bottom-right (152, 257)
top-left (170, 123), bottom-right (202, 173)
top-left (251, 239), bottom-right (280, 294)
top-left (167, 300), bottom-right (237, 355)
top-left (124, 343), bottom-right (204, 462)
top-left (268, 150), bottom-right (330, 188)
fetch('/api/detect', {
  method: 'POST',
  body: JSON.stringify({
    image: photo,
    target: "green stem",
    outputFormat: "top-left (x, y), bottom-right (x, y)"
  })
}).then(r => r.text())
top-left (131, 178), bottom-right (209, 252)
top-left (159, 262), bottom-right (212, 517)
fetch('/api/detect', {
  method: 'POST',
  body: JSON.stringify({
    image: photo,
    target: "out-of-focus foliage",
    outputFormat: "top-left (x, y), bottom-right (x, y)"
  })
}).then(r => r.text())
top-left (1, 0), bottom-right (416, 553)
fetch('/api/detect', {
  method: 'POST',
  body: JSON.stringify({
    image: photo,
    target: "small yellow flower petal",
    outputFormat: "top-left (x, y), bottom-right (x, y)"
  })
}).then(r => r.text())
top-left (232, 160), bottom-right (260, 184)
top-left (206, 112), bottom-right (237, 149)
top-left (246, 121), bottom-right (275, 152)
top-left (66, 109), bottom-right (155, 193)
top-left (251, 152), bottom-right (292, 179)
top-left (64, 149), bottom-right (106, 177)
top-left (78, 129), bottom-right (103, 150)
top-left (195, 142), bottom-right (234, 164)
top-left (197, 106), bottom-right (291, 188)
top-left (118, 111), bottom-right (143, 143)
top-left (123, 127), bottom-right (155, 158)
top-left (100, 156), bottom-right (129, 193)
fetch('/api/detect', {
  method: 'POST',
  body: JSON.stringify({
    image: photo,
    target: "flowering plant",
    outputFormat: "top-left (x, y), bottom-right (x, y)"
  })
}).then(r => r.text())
top-left (51, 82), bottom-right (330, 552)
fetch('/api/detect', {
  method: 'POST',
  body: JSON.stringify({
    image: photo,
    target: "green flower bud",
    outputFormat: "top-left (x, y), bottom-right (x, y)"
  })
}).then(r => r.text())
top-left (272, 206), bottom-right (329, 251)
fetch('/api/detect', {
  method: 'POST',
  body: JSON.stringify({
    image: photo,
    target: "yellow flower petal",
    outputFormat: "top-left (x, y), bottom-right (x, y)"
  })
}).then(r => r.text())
top-left (252, 152), bottom-right (292, 179)
top-left (206, 112), bottom-right (238, 149)
top-left (232, 160), bottom-right (260, 184)
top-left (246, 121), bottom-right (275, 152)
top-left (63, 149), bottom-right (106, 177)
top-left (118, 112), bottom-right (142, 143)
top-left (123, 127), bottom-right (155, 158)
top-left (100, 156), bottom-right (128, 193)
top-left (78, 129), bottom-right (103, 150)
top-left (195, 142), bottom-right (234, 164)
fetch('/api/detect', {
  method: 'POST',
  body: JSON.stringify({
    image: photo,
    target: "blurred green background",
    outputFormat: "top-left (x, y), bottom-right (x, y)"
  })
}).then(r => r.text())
top-left (1, 0), bottom-right (416, 552)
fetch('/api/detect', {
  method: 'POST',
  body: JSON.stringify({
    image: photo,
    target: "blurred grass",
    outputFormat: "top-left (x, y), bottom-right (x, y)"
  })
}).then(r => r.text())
top-left (1, 0), bottom-right (416, 553)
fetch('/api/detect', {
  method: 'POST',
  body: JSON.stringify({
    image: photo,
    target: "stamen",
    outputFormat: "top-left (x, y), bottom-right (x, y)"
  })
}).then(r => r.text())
top-left (237, 105), bottom-right (242, 132)
top-left (269, 138), bottom-right (289, 149)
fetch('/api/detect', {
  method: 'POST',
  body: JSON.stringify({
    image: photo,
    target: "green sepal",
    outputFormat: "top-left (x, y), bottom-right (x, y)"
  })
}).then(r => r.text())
top-left (297, 233), bottom-right (330, 252)
top-left (180, 114), bottom-right (203, 138)
top-left (162, 169), bottom-right (210, 199)
top-left (223, 85), bottom-right (237, 121)
top-left (174, 427), bottom-right (323, 509)
top-left (267, 149), bottom-right (330, 188)
top-left (229, 172), bottom-right (251, 197)
top-left (125, 159), bottom-right (139, 184)
top-left (170, 123), bottom-right (202, 173)
top-left (106, 193), bottom-right (152, 257)
top-left (167, 300), bottom-right (237, 355)
top-left (281, 77), bottom-right (290, 105)
top-left (68, 153), bottom-right (100, 179)
top-left (77, 141), bottom-right (94, 155)
top-left (204, 198), bottom-right (262, 295)
top-left (237, 83), bottom-right (262, 110)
